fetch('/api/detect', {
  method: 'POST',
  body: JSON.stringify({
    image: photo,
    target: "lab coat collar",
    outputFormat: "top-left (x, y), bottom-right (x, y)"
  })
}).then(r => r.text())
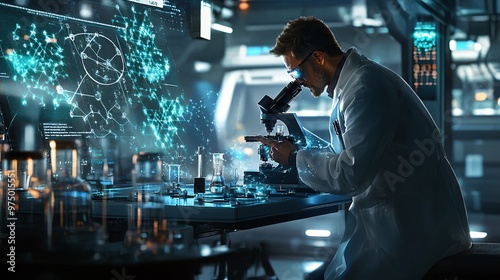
top-left (327, 47), bottom-right (354, 99)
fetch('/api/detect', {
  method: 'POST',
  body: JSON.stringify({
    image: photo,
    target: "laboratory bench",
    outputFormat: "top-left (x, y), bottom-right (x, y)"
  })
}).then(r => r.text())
top-left (91, 184), bottom-right (351, 239)
top-left (2, 183), bottom-right (351, 280)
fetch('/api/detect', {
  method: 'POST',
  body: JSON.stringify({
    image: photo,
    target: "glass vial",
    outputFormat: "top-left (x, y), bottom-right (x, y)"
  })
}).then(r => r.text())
top-left (197, 146), bottom-right (204, 178)
top-left (276, 124), bottom-right (285, 138)
top-left (193, 146), bottom-right (205, 196)
top-left (168, 164), bottom-right (181, 187)
top-left (0, 151), bottom-right (52, 253)
top-left (127, 152), bottom-right (169, 256)
top-left (49, 140), bottom-right (104, 254)
top-left (132, 152), bottom-right (165, 202)
top-left (49, 140), bottom-right (92, 228)
top-left (209, 153), bottom-right (225, 193)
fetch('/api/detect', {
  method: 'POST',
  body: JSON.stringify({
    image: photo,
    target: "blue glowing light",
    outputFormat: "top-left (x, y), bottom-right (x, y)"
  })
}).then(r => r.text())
top-left (413, 22), bottom-right (437, 51)
top-left (113, 7), bottom-right (188, 150)
top-left (7, 23), bottom-right (68, 108)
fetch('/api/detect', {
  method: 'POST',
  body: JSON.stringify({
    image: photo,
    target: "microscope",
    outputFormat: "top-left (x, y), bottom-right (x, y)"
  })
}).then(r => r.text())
top-left (244, 79), bottom-right (311, 186)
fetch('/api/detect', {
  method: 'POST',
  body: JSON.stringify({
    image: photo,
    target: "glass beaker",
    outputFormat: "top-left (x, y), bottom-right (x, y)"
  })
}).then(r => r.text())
top-left (209, 153), bottom-right (225, 193)
top-left (48, 140), bottom-right (105, 255)
top-left (124, 202), bottom-right (169, 256)
top-left (168, 163), bottom-right (181, 187)
top-left (0, 151), bottom-right (53, 254)
top-left (123, 204), bottom-right (195, 257)
top-left (132, 152), bottom-right (164, 202)
top-left (49, 140), bottom-right (92, 228)
top-left (128, 152), bottom-right (172, 256)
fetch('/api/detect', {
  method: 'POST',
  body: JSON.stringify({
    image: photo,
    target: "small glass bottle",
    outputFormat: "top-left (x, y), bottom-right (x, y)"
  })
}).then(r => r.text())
top-left (49, 140), bottom-right (92, 227)
top-left (48, 139), bottom-right (104, 254)
top-left (209, 153), bottom-right (225, 193)
top-left (132, 152), bottom-right (164, 202)
top-left (276, 124), bottom-right (285, 139)
top-left (0, 151), bottom-right (52, 254)
top-left (193, 146), bottom-right (206, 200)
top-left (126, 152), bottom-right (168, 256)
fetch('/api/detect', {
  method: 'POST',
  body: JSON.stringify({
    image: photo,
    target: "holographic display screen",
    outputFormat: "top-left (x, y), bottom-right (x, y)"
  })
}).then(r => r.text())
top-left (412, 20), bottom-right (438, 100)
top-left (0, 2), bottom-right (188, 184)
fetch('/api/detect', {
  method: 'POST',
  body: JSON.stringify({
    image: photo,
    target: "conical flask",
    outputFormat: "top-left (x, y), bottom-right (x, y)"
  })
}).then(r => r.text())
top-left (209, 153), bottom-right (225, 193)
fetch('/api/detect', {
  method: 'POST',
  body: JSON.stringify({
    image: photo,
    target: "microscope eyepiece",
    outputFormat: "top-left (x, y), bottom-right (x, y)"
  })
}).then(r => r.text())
top-left (257, 79), bottom-right (303, 134)
top-left (258, 79), bottom-right (303, 114)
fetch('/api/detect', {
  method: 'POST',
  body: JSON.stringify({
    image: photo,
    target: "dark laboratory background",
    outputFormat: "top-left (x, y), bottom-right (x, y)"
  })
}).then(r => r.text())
top-left (0, 0), bottom-right (499, 279)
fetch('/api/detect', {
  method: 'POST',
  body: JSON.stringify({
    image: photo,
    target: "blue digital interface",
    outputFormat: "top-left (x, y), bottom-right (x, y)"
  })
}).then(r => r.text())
top-left (412, 20), bottom-right (438, 100)
top-left (0, 1), bottom-right (202, 183)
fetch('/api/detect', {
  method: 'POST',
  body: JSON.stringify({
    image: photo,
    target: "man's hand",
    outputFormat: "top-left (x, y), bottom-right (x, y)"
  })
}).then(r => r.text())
top-left (255, 136), bottom-right (297, 166)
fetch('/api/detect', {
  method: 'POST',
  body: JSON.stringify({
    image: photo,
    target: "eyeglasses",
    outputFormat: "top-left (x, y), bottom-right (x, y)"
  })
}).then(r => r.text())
top-left (287, 51), bottom-right (314, 79)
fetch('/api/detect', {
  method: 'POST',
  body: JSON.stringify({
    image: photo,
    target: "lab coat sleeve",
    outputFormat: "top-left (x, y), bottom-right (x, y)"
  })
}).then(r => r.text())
top-left (297, 66), bottom-right (400, 195)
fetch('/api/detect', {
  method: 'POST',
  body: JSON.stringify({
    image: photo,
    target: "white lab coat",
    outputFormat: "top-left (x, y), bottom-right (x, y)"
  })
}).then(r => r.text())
top-left (296, 48), bottom-right (471, 280)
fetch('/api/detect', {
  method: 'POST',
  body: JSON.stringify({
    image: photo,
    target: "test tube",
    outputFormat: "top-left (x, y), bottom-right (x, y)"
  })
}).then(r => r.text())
top-left (197, 146), bottom-right (204, 178)
top-left (194, 146), bottom-right (206, 196)
top-left (276, 124), bottom-right (284, 136)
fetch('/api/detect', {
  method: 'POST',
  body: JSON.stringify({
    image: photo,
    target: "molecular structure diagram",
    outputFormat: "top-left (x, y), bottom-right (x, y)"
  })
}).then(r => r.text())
top-left (5, 4), bottom-right (188, 151)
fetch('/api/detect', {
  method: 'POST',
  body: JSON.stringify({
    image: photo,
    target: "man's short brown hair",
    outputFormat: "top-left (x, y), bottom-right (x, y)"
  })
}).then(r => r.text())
top-left (270, 16), bottom-right (343, 60)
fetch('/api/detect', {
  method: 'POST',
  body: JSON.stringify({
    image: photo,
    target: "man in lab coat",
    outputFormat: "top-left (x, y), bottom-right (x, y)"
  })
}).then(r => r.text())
top-left (257, 16), bottom-right (471, 280)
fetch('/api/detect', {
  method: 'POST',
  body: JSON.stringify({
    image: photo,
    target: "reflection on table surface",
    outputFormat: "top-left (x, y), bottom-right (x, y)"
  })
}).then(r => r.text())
top-left (4, 183), bottom-right (351, 279)
top-left (9, 241), bottom-right (256, 280)
top-left (91, 183), bottom-right (351, 223)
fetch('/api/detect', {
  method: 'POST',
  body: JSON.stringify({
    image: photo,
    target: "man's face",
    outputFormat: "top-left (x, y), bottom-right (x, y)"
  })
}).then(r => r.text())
top-left (283, 51), bottom-right (328, 98)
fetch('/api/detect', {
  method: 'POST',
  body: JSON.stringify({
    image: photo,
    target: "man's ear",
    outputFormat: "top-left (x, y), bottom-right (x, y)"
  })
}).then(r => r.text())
top-left (312, 51), bottom-right (324, 65)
